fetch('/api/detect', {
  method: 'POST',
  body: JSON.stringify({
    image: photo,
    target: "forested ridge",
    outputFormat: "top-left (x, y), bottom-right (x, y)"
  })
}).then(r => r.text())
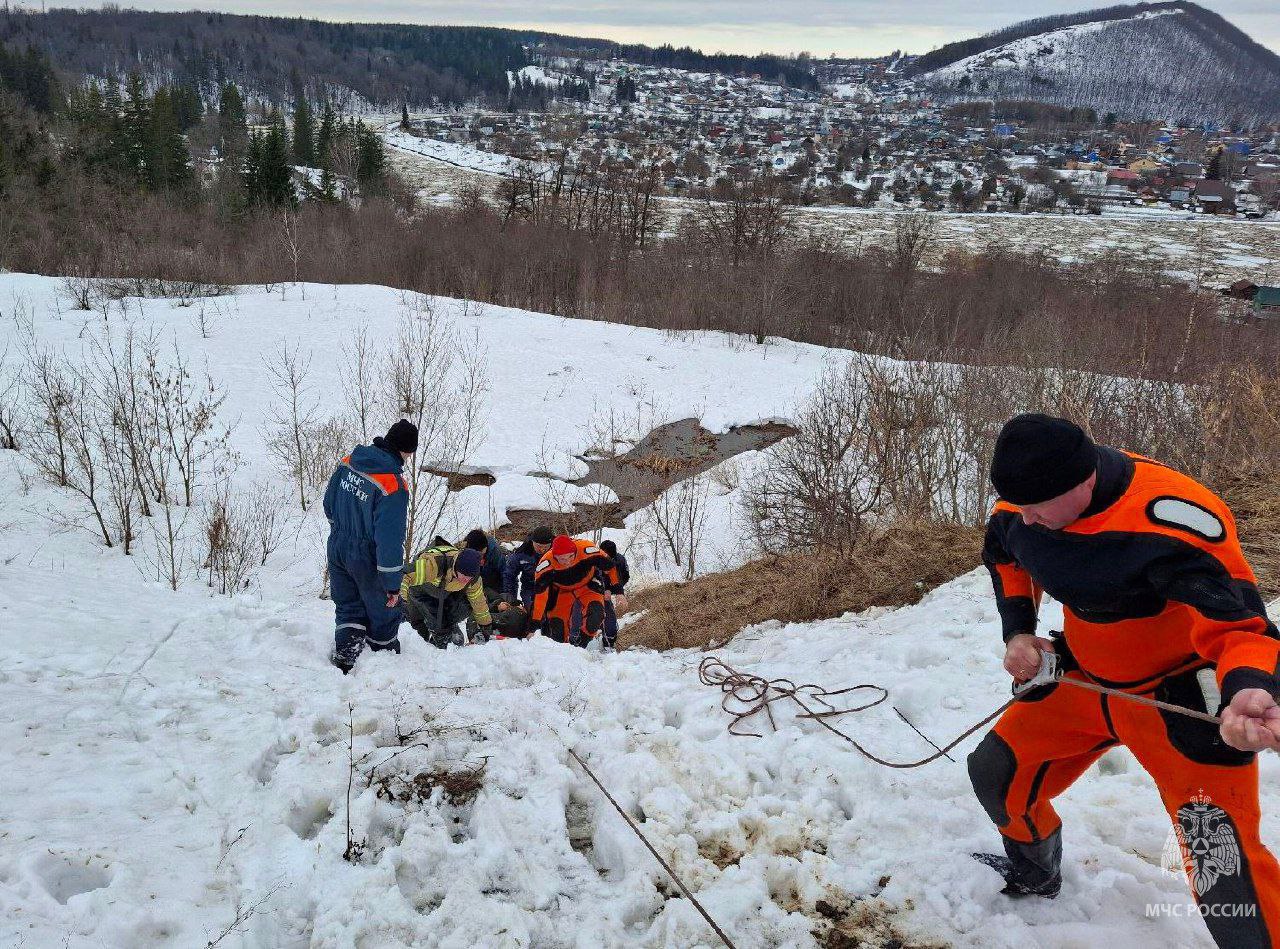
top-left (0, 9), bottom-right (530, 108)
top-left (0, 8), bottom-right (821, 111)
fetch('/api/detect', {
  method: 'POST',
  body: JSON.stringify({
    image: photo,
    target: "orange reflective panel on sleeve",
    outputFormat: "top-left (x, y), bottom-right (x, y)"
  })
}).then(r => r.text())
top-left (994, 561), bottom-right (1035, 599)
top-left (369, 473), bottom-right (401, 495)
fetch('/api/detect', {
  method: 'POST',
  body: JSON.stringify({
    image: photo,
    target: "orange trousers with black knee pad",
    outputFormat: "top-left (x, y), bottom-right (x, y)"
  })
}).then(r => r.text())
top-left (969, 668), bottom-right (1280, 948)
top-left (540, 587), bottom-right (605, 644)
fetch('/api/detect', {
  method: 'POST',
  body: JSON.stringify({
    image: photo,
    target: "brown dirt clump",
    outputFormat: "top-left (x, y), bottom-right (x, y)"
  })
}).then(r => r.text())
top-left (620, 519), bottom-right (983, 652)
top-left (815, 893), bottom-right (948, 949)
top-left (373, 763), bottom-right (486, 807)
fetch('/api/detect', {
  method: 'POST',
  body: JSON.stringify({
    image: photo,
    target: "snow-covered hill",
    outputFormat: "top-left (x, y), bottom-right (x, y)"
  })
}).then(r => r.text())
top-left (913, 2), bottom-right (1280, 125)
top-left (1, 273), bottom-right (1272, 947)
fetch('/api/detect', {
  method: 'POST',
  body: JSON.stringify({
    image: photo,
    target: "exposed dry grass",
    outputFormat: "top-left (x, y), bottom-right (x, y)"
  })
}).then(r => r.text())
top-left (1219, 471), bottom-right (1280, 603)
top-left (620, 519), bottom-right (983, 652)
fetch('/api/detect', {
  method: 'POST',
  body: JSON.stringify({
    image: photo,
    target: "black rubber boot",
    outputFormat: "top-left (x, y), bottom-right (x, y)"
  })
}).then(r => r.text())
top-left (330, 649), bottom-right (357, 675)
top-left (973, 829), bottom-right (1063, 898)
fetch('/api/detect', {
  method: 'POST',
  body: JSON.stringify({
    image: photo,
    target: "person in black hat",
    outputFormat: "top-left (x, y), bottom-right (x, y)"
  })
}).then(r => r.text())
top-left (496, 526), bottom-right (554, 638)
top-left (400, 542), bottom-right (494, 648)
top-left (322, 419), bottom-right (419, 673)
top-left (968, 413), bottom-right (1280, 947)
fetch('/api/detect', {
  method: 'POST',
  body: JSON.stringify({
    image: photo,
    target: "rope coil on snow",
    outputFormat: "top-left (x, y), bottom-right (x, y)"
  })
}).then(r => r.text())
top-left (698, 656), bottom-right (1015, 769)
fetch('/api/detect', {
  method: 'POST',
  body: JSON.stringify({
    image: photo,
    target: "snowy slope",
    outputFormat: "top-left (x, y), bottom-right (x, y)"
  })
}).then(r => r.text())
top-left (0, 273), bottom-right (830, 577)
top-left (2, 476), bottom-right (1263, 947)
top-left (383, 129), bottom-right (525, 178)
top-left (915, 4), bottom-right (1280, 125)
top-left (1, 273), bottom-right (1274, 947)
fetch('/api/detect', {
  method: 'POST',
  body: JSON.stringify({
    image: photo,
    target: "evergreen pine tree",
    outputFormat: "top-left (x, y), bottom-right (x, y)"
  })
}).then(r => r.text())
top-left (121, 73), bottom-right (151, 185)
top-left (316, 101), bottom-right (337, 169)
top-left (400, 101), bottom-right (410, 130)
top-left (318, 166), bottom-right (339, 203)
top-left (293, 95), bottom-right (316, 167)
top-left (354, 120), bottom-right (386, 195)
top-left (1206, 148), bottom-right (1223, 181)
top-left (170, 84), bottom-right (203, 132)
top-left (217, 83), bottom-right (249, 163)
top-left (242, 129), bottom-right (264, 204)
top-left (245, 111), bottom-right (295, 208)
top-left (147, 86), bottom-right (194, 196)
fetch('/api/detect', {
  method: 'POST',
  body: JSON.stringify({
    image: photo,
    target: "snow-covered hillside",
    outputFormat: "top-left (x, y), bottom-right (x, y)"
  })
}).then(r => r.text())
top-left (383, 129), bottom-right (523, 177)
top-left (0, 272), bottom-right (831, 576)
top-left (915, 3), bottom-right (1280, 125)
top-left (1, 274), bottom-right (1273, 947)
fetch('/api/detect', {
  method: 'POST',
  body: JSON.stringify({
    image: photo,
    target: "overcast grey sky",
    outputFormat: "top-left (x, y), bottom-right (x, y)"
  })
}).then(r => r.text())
top-left (82, 0), bottom-right (1280, 56)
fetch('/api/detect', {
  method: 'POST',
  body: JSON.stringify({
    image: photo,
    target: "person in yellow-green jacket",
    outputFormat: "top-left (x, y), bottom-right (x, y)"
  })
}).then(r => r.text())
top-left (401, 543), bottom-right (493, 648)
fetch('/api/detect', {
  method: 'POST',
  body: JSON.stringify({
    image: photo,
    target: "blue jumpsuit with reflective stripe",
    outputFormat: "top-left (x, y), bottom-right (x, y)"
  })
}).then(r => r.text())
top-left (323, 441), bottom-right (409, 660)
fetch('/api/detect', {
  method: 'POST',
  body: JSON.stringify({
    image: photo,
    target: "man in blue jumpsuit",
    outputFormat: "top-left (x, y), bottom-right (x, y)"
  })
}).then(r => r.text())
top-left (323, 419), bottom-right (417, 673)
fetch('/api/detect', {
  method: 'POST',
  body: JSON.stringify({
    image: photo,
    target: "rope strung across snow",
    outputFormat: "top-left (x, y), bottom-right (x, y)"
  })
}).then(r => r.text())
top-left (698, 654), bottom-right (1225, 770)
top-left (698, 656), bottom-right (1014, 769)
top-left (565, 747), bottom-right (740, 949)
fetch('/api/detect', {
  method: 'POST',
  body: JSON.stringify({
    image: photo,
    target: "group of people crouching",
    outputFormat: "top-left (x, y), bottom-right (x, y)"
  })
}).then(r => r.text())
top-left (324, 420), bottom-right (631, 674)
top-left (399, 526), bottom-right (630, 650)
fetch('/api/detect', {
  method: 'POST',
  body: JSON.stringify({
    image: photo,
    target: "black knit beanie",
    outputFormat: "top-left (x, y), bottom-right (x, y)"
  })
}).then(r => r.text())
top-left (385, 419), bottom-right (419, 454)
top-left (990, 414), bottom-right (1098, 505)
top-left (528, 526), bottom-right (554, 545)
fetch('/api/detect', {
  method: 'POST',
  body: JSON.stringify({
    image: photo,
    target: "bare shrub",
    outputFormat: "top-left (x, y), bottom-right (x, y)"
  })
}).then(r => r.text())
top-left (743, 359), bottom-right (885, 554)
top-left (384, 297), bottom-right (488, 557)
top-left (203, 481), bottom-right (293, 594)
top-left (20, 323), bottom-right (233, 581)
top-left (645, 472), bottom-right (713, 580)
top-left (59, 272), bottom-right (99, 312)
top-left (0, 342), bottom-right (26, 450)
top-left (340, 327), bottom-right (378, 443)
top-left (686, 171), bottom-right (793, 266)
top-left (264, 344), bottom-right (323, 512)
top-left (744, 352), bottom-right (1236, 554)
top-left (890, 212), bottom-right (937, 286)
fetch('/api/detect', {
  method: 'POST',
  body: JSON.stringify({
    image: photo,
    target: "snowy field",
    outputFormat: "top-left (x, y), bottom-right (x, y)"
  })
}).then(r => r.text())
top-left (1, 274), bottom-right (1276, 947)
top-left (383, 143), bottom-right (1280, 288)
top-left (383, 129), bottom-right (523, 178)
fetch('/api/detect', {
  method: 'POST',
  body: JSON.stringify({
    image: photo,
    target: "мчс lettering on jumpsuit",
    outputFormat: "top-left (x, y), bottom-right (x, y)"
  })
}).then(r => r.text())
top-left (322, 442), bottom-right (408, 666)
top-left (972, 445), bottom-right (1280, 947)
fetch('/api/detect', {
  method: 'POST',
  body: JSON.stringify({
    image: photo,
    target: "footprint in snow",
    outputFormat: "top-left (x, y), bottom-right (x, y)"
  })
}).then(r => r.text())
top-left (32, 852), bottom-right (112, 904)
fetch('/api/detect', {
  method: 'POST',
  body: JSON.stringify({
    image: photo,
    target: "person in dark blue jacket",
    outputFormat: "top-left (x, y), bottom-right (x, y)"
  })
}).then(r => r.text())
top-left (583, 539), bottom-right (630, 650)
top-left (500, 525), bottom-right (554, 611)
top-left (462, 528), bottom-right (508, 598)
top-left (323, 419), bottom-right (417, 673)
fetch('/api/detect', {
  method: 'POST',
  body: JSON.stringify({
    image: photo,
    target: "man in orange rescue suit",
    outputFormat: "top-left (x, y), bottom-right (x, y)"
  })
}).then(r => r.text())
top-left (969, 413), bottom-right (1280, 948)
top-left (531, 534), bottom-right (624, 647)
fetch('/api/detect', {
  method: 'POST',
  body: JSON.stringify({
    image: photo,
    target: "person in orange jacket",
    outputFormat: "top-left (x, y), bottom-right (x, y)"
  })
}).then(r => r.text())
top-left (970, 413), bottom-right (1280, 948)
top-left (531, 535), bottom-right (624, 647)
